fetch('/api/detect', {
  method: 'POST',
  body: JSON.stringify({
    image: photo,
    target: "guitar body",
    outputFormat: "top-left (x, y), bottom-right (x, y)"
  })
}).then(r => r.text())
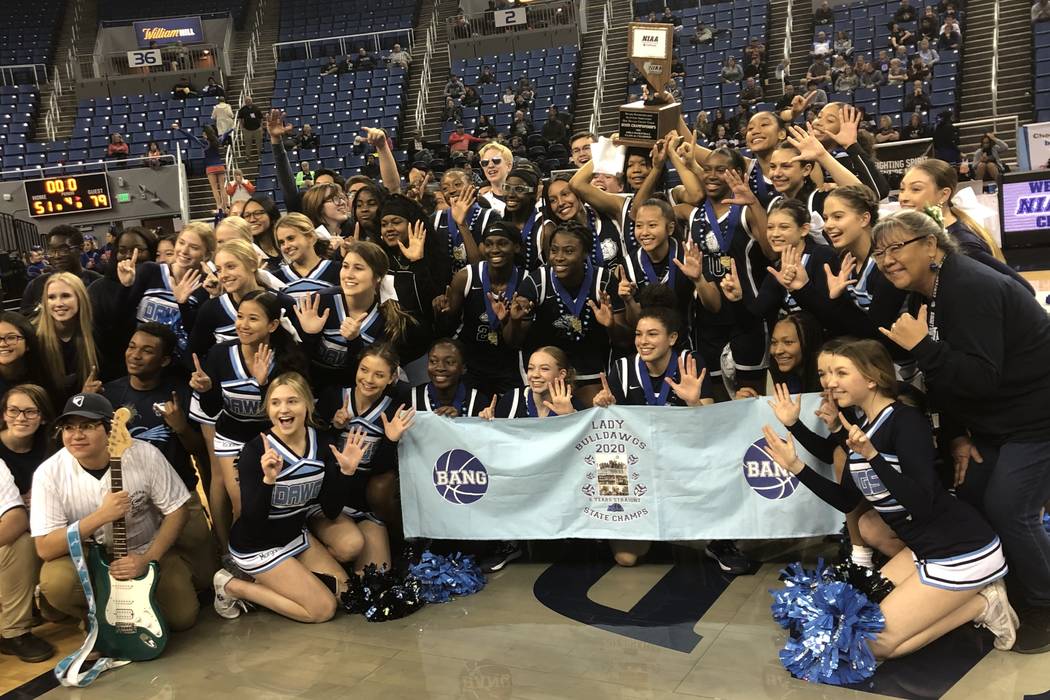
top-left (87, 543), bottom-right (168, 661)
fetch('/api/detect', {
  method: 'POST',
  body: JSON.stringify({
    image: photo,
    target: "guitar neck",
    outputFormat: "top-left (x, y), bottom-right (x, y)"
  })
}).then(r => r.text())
top-left (110, 456), bottom-right (128, 559)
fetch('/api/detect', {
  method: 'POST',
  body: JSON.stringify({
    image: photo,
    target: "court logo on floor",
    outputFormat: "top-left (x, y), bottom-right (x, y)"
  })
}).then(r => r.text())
top-left (578, 418), bottom-right (650, 523)
top-left (433, 449), bottom-right (489, 504)
top-left (742, 437), bottom-right (799, 499)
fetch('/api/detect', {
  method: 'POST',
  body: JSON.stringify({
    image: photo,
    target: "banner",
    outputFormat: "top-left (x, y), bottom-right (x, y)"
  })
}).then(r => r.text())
top-left (398, 396), bottom-right (843, 541)
top-left (874, 138), bottom-right (932, 176)
top-left (133, 17), bottom-right (204, 48)
top-left (1018, 121), bottom-right (1050, 171)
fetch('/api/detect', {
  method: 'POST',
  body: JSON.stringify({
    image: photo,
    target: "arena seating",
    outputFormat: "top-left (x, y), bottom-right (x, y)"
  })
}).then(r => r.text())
top-left (277, 0), bottom-right (418, 49)
top-left (257, 57), bottom-right (409, 204)
top-left (0, 87), bottom-right (41, 179)
top-left (1035, 20), bottom-right (1050, 123)
top-left (445, 46), bottom-right (579, 171)
top-left (0, 0), bottom-right (67, 71)
top-left (98, 1), bottom-right (249, 28)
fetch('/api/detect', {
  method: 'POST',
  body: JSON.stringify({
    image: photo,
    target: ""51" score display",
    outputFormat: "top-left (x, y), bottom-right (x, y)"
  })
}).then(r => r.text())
top-left (24, 174), bottom-right (113, 219)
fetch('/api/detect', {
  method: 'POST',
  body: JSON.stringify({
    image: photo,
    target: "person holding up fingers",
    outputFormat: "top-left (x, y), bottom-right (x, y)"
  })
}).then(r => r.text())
top-left (214, 373), bottom-right (371, 623)
top-left (541, 174), bottom-right (625, 273)
top-left (810, 103), bottom-right (890, 200)
top-left (761, 339), bottom-right (1018, 659)
top-left (410, 339), bottom-right (491, 417)
top-left (871, 209), bottom-right (1050, 653)
top-left (433, 170), bottom-right (492, 273)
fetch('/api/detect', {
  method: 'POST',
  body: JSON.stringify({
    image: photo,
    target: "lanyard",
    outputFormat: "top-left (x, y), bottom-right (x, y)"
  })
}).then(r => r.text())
top-left (638, 239), bottom-right (679, 287)
top-left (637, 353), bottom-right (678, 406)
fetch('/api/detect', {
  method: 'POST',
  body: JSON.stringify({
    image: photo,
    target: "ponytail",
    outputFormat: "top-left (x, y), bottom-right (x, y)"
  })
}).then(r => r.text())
top-left (380, 299), bottom-right (417, 346)
top-left (949, 205), bottom-right (1005, 262)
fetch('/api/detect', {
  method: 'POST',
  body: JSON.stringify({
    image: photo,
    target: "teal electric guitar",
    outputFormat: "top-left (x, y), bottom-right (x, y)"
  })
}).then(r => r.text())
top-left (87, 408), bottom-right (168, 661)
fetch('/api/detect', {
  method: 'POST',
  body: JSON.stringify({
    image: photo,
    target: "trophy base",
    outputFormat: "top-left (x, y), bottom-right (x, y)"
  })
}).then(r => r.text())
top-left (618, 100), bottom-right (681, 148)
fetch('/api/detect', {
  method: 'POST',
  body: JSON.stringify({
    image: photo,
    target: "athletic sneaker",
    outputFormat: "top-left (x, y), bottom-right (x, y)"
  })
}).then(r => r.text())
top-left (213, 569), bottom-right (248, 620)
top-left (704, 540), bottom-right (755, 575)
top-left (974, 579), bottom-right (1019, 651)
top-left (1013, 605), bottom-right (1050, 654)
top-left (480, 541), bottom-right (522, 573)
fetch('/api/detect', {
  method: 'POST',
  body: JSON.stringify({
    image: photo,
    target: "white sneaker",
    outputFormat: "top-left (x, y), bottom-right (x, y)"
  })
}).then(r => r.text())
top-left (213, 569), bottom-right (247, 620)
top-left (975, 579), bottom-right (1019, 650)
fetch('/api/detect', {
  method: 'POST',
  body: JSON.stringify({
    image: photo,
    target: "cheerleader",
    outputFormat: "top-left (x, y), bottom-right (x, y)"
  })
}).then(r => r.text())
top-left (214, 372), bottom-right (375, 623)
top-left (116, 221), bottom-right (216, 360)
top-left (241, 195), bottom-right (282, 263)
top-left (762, 339), bottom-right (1018, 658)
top-left (409, 339), bottom-right (490, 417)
top-left (592, 297), bottom-right (714, 567)
top-left (431, 221), bottom-right (529, 395)
top-left (270, 213), bottom-right (341, 299)
top-left (810, 103), bottom-right (891, 200)
top-left (542, 174), bottom-right (624, 272)
top-left (434, 169), bottom-right (492, 272)
top-left (35, 273), bottom-right (99, 399)
top-left (507, 223), bottom-right (630, 406)
top-left (189, 290), bottom-right (309, 516)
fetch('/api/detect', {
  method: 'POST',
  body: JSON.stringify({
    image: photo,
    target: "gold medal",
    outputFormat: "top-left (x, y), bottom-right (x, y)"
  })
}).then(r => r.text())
top-left (719, 255), bottom-right (732, 270)
top-left (570, 316), bottom-right (583, 333)
top-left (487, 330), bottom-right (499, 345)
top-left (453, 245), bottom-right (466, 263)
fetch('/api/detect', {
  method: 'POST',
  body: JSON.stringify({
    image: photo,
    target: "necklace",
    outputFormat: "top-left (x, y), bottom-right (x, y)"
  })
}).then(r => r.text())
top-left (927, 254), bottom-right (946, 342)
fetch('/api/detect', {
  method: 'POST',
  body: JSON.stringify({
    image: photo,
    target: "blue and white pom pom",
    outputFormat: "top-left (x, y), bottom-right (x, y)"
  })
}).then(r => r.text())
top-left (770, 559), bottom-right (834, 631)
top-left (777, 580), bottom-right (885, 685)
top-left (408, 550), bottom-right (486, 604)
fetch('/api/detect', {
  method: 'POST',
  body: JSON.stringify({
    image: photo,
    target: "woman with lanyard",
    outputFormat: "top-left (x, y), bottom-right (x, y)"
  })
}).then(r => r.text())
top-left (213, 372), bottom-right (379, 623)
top-left (241, 195), bottom-right (283, 264)
top-left (592, 296), bottom-right (714, 567)
top-left (431, 221), bottom-right (530, 396)
top-left (810, 103), bottom-right (891, 200)
top-left (873, 210), bottom-right (1050, 654)
top-left (269, 213), bottom-right (341, 300)
top-left (189, 290), bottom-right (310, 518)
top-left (301, 183), bottom-right (351, 240)
top-left (116, 221), bottom-right (217, 362)
top-left (506, 223), bottom-right (629, 406)
top-left (433, 169), bottom-right (492, 272)
top-left (542, 174), bottom-right (625, 274)
top-left (409, 339), bottom-right (490, 417)
top-left (497, 169), bottom-right (545, 272)
top-left (477, 142), bottom-right (514, 217)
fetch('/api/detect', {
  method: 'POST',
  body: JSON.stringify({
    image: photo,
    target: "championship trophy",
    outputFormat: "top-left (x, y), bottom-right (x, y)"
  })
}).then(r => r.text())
top-left (618, 23), bottom-right (682, 147)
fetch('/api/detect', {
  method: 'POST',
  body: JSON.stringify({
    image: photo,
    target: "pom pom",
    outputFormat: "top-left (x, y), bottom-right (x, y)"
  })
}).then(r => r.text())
top-left (340, 563), bottom-right (425, 622)
top-left (777, 580), bottom-right (885, 685)
top-left (832, 560), bottom-right (895, 603)
top-left (408, 550), bottom-right (487, 604)
top-left (770, 560), bottom-right (835, 630)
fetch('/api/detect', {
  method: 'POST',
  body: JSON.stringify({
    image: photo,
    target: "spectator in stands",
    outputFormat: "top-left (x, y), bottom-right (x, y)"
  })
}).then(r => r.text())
top-left (807, 55), bottom-right (832, 86)
top-left (26, 247), bottom-right (46, 279)
top-left (831, 30), bottom-right (852, 57)
top-left (321, 55), bottom-right (351, 76)
top-left (721, 56), bottom-right (744, 83)
top-left (745, 37), bottom-right (766, 64)
top-left (201, 77), bottom-right (224, 98)
top-left (174, 122), bottom-right (228, 213)
top-left (938, 17), bottom-right (962, 49)
top-left (859, 58), bottom-right (885, 87)
top-left (226, 169), bottom-right (255, 204)
top-left (451, 15), bottom-right (471, 40)
top-left (106, 133), bottom-right (129, 161)
top-left (932, 110), bottom-right (961, 163)
top-left (814, 0), bottom-right (834, 25)
top-left (511, 110), bottom-right (532, 138)
top-left (920, 6), bottom-right (940, 38)
top-left (508, 135), bottom-right (526, 158)
top-left (237, 96), bottom-right (264, 159)
top-left (450, 123), bottom-right (486, 155)
top-left (321, 56), bottom-right (338, 75)
top-left (666, 78), bottom-right (682, 103)
top-left (902, 112), bottom-right (931, 139)
top-left (354, 47), bottom-right (377, 72)
top-left (917, 38), bottom-right (940, 66)
top-left (831, 54), bottom-right (849, 82)
top-left (744, 55), bottom-right (763, 80)
top-left (692, 21), bottom-right (713, 44)
top-left (671, 56), bottom-right (686, 80)
top-left (212, 97), bottom-right (235, 135)
top-left (887, 58), bottom-right (909, 84)
top-left (1034, 0), bottom-right (1050, 22)
top-left (171, 76), bottom-right (197, 100)
top-left (711, 124), bottom-right (740, 150)
top-left (856, 105), bottom-right (876, 133)
top-left (876, 49), bottom-right (892, 73)
top-left (894, 0), bottom-right (917, 23)
top-left (479, 66), bottom-right (496, 84)
top-left (542, 106), bottom-right (568, 144)
top-left (388, 43), bottom-right (411, 69)
top-left (462, 86), bottom-right (482, 108)
top-left (775, 58), bottom-right (791, 86)
top-left (475, 115), bottom-right (498, 139)
top-left (445, 75), bottom-right (466, 100)
top-left (569, 131), bottom-right (594, 167)
top-left (739, 77), bottom-right (764, 111)
top-left (775, 82), bottom-right (797, 113)
top-left (893, 44), bottom-right (911, 67)
top-left (711, 108), bottom-right (729, 133)
top-left (971, 132), bottom-right (1009, 182)
top-left (295, 161), bottom-right (315, 191)
top-left (502, 88), bottom-right (515, 105)
top-left (904, 80), bottom-right (931, 113)
top-left (81, 235), bottom-right (103, 271)
top-left (145, 140), bottom-right (165, 169)
top-left (805, 79), bottom-right (829, 108)
top-left (172, 41), bottom-right (191, 71)
top-left (812, 31), bottom-right (831, 58)
top-left (517, 74), bottom-right (533, 92)
top-left (296, 124), bottom-right (319, 150)
top-left (888, 22), bottom-right (915, 51)
top-left (875, 115), bottom-right (901, 143)
top-left (835, 65), bottom-right (860, 92)
top-left (661, 6), bottom-right (676, 25)
top-left (908, 56), bottom-right (931, 82)
top-left (442, 97), bottom-right (463, 123)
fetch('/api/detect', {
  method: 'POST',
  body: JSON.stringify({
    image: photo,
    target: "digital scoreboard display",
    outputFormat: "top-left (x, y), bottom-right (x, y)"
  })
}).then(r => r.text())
top-left (24, 174), bottom-right (113, 219)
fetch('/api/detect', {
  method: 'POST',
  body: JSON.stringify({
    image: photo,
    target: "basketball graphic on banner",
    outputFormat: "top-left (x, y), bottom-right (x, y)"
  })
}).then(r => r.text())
top-left (433, 449), bottom-right (489, 504)
top-left (742, 438), bottom-right (800, 499)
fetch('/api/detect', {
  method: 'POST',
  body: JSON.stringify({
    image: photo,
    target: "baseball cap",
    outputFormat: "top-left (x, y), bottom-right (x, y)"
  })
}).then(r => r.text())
top-left (56, 393), bottom-right (114, 423)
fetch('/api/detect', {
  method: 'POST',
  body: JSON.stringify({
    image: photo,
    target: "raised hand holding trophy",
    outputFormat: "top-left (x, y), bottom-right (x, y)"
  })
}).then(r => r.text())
top-left (619, 23), bottom-right (682, 147)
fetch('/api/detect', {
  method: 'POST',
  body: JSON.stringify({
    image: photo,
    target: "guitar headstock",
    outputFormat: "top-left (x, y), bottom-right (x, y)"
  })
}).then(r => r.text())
top-left (107, 407), bottom-right (134, 460)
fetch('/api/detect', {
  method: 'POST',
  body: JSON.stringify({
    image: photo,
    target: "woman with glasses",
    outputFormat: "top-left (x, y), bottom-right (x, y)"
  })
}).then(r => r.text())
top-left (477, 142), bottom-right (514, 217)
top-left (0, 313), bottom-right (60, 407)
top-left (301, 183), bottom-right (352, 240)
top-left (0, 385), bottom-right (55, 505)
top-left (240, 195), bottom-right (283, 263)
top-left (498, 169), bottom-right (545, 271)
top-left (35, 273), bottom-right (99, 399)
top-left (433, 169), bottom-right (493, 273)
top-left (269, 213), bottom-right (340, 299)
top-left (872, 210), bottom-right (1050, 654)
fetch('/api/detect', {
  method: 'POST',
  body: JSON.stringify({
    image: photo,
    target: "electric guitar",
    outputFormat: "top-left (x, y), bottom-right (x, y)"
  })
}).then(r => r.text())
top-left (87, 407), bottom-right (168, 661)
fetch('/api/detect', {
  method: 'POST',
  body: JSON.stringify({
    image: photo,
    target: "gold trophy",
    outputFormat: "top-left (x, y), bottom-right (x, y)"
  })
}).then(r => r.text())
top-left (618, 23), bottom-right (681, 147)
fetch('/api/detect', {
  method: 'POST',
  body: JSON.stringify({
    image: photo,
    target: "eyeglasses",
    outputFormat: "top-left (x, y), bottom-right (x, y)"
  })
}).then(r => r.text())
top-left (61, 420), bottom-right (104, 435)
top-left (479, 157), bottom-right (503, 168)
top-left (5, 406), bottom-right (40, 420)
top-left (872, 235), bottom-right (929, 262)
top-left (0, 334), bottom-right (24, 346)
top-left (325, 196), bottom-right (349, 206)
top-left (242, 210), bottom-right (267, 220)
top-left (501, 184), bottom-right (534, 196)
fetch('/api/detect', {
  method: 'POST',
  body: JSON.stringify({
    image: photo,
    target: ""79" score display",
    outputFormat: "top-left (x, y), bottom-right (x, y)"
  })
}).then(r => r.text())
top-left (24, 174), bottom-right (114, 219)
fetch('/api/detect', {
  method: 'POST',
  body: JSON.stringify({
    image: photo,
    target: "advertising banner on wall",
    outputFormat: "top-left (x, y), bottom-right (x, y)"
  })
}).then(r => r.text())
top-left (132, 17), bottom-right (204, 48)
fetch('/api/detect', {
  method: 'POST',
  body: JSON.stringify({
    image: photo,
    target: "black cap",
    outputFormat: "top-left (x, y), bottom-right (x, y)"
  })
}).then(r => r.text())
top-left (57, 393), bottom-right (114, 423)
top-left (480, 220), bottom-right (522, 244)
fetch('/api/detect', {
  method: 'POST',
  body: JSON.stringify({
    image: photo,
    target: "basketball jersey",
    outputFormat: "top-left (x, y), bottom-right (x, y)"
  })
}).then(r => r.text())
top-left (410, 382), bottom-right (488, 417)
top-left (433, 204), bottom-right (492, 272)
top-left (493, 387), bottom-right (585, 418)
top-left (622, 240), bottom-right (697, 319)
top-left (455, 262), bottom-right (528, 393)
top-left (746, 159), bottom-right (776, 208)
top-left (542, 204), bottom-right (624, 273)
top-left (619, 196), bottom-right (640, 259)
top-left (609, 351), bottom-right (710, 406)
top-left (687, 201), bottom-right (765, 326)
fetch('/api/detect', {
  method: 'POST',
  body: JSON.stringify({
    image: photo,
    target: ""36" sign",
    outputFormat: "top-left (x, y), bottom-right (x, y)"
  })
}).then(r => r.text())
top-left (127, 49), bottom-right (163, 67)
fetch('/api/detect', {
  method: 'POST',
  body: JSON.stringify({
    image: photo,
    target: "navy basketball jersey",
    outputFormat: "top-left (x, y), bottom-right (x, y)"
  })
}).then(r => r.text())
top-left (454, 262), bottom-right (528, 393)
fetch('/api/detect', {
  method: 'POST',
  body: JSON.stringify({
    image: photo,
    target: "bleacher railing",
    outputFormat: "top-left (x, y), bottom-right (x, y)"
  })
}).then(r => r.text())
top-left (589, 0), bottom-right (613, 136)
top-left (70, 45), bottom-right (224, 80)
top-left (0, 65), bottom-right (51, 88)
top-left (781, 0), bottom-right (793, 92)
top-left (270, 28), bottom-right (415, 62)
top-left (990, 0), bottom-right (1000, 120)
top-left (176, 145), bottom-right (190, 222)
top-left (234, 0), bottom-right (268, 165)
top-left (415, 0), bottom-right (439, 140)
top-left (0, 210), bottom-right (40, 256)
top-left (0, 154), bottom-right (179, 183)
top-left (447, 0), bottom-right (577, 40)
top-left (43, 71), bottom-right (65, 142)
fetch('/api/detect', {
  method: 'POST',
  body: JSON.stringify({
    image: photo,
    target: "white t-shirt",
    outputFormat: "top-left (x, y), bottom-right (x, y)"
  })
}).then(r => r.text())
top-left (0, 460), bottom-right (23, 518)
top-left (30, 440), bottom-right (190, 554)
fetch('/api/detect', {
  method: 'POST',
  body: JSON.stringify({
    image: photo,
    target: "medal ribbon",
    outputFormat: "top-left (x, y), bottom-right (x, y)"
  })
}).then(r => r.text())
top-left (480, 262), bottom-right (519, 331)
top-left (638, 238), bottom-right (679, 287)
top-left (636, 353), bottom-right (678, 406)
top-left (585, 206), bottom-right (605, 269)
top-left (445, 203), bottom-right (480, 251)
top-left (703, 200), bottom-right (742, 253)
top-left (549, 261), bottom-right (594, 322)
top-left (520, 213), bottom-right (537, 268)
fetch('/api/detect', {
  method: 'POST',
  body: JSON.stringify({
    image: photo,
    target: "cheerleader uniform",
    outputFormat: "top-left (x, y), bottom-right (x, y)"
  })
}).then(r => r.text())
top-left (791, 402), bottom-right (1008, 590)
top-left (268, 259), bottom-right (341, 300)
top-left (124, 262), bottom-right (211, 359)
top-left (517, 263), bottom-right (624, 382)
top-left (227, 428), bottom-right (353, 575)
top-left (432, 204), bottom-right (493, 273)
top-left (608, 350), bottom-right (712, 406)
top-left (410, 381), bottom-right (490, 416)
top-left (687, 201), bottom-right (770, 380)
top-left (193, 340), bottom-right (274, 457)
top-left (453, 262), bottom-right (530, 394)
top-left (744, 237), bottom-right (839, 319)
top-left (492, 387), bottom-right (587, 418)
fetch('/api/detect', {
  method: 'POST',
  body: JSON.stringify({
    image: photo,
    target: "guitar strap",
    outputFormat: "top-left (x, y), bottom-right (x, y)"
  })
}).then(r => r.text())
top-left (53, 522), bottom-right (130, 687)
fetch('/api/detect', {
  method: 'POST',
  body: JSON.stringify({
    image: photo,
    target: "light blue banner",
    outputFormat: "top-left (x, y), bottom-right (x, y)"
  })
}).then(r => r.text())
top-left (398, 395), bottom-right (843, 541)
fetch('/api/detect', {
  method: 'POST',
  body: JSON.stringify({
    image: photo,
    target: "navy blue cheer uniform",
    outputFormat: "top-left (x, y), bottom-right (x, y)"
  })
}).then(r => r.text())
top-left (744, 237), bottom-right (839, 319)
top-left (454, 262), bottom-right (530, 395)
top-left (187, 291), bottom-right (301, 361)
top-left (492, 387), bottom-right (587, 418)
top-left (124, 262), bottom-right (210, 360)
top-left (316, 385), bottom-right (406, 476)
top-left (790, 402), bottom-right (1008, 590)
top-left (228, 428), bottom-right (354, 575)
top-left (432, 204), bottom-right (493, 273)
top-left (268, 259), bottom-right (341, 300)
top-left (767, 184), bottom-right (830, 240)
top-left (410, 382), bottom-right (489, 416)
top-left (309, 289), bottom-right (388, 387)
top-left (192, 340), bottom-right (274, 457)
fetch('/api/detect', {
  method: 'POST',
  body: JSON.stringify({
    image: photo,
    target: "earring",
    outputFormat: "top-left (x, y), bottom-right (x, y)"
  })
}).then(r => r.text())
top-left (929, 256), bottom-right (941, 271)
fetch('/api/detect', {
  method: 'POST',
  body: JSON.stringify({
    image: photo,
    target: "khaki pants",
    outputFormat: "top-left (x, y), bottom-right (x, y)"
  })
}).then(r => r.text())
top-left (0, 531), bottom-right (40, 638)
top-left (173, 492), bottom-right (219, 590)
top-left (40, 549), bottom-right (199, 633)
top-left (241, 126), bottom-right (262, 155)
